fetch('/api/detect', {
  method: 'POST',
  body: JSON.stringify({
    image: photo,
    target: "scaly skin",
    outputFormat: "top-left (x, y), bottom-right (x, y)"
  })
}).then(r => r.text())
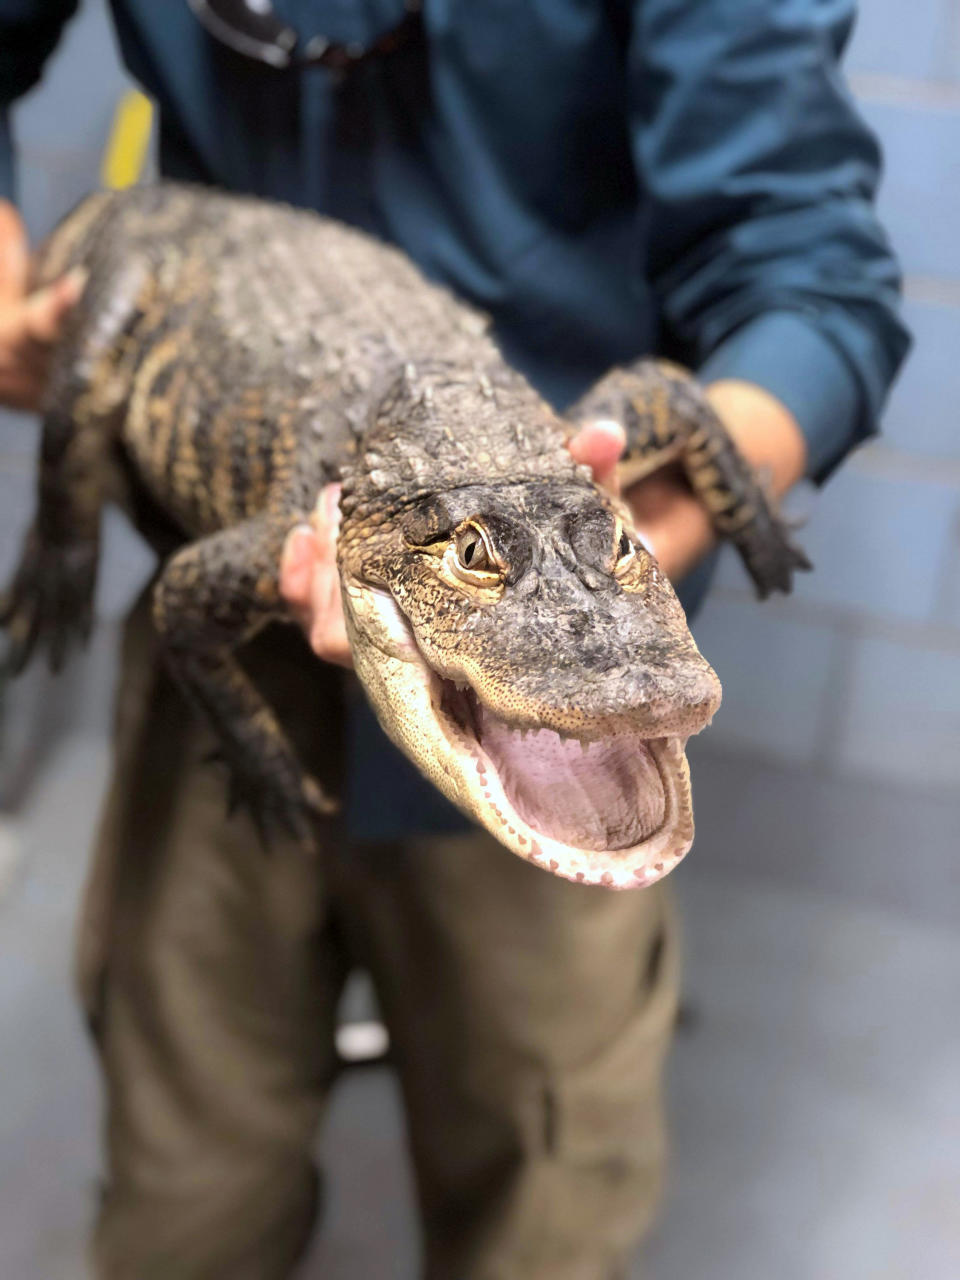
top-left (1, 184), bottom-right (809, 887)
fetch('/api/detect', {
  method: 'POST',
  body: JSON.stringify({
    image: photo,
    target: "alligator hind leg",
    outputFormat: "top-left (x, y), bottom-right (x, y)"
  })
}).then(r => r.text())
top-left (153, 512), bottom-right (337, 845)
top-left (1, 258), bottom-right (147, 672)
top-left (571, 359), bottom-right (811, 597)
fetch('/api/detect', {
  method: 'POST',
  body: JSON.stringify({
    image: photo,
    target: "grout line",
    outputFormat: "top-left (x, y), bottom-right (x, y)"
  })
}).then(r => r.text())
top-left (931, 507), bottom-right (960, 627)
top-left (850, 72), bottom-right (960, 110)
top-left (812, 619), bottom-right (861, 779)
top-left (0, 819), bottom-right (24, 905)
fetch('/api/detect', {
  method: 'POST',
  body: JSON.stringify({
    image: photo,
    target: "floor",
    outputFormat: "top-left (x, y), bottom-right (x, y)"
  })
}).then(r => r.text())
top-left (2, 685), bottom-right (958, 1280)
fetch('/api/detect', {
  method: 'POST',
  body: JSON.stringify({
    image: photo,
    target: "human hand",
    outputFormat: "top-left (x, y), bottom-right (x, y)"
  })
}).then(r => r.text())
top-left (0, 200), bottom-right (85, 411)
top-left (573, 380), bottom-right (807, 586)
top-left (279, 483), bottom-right (352, 667)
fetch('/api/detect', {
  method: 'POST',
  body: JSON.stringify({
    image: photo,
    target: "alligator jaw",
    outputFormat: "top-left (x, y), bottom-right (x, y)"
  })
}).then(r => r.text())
top-left (431, 676), bottom-right (694, 888)
top-left (343, 581), bottom-right (698, 889)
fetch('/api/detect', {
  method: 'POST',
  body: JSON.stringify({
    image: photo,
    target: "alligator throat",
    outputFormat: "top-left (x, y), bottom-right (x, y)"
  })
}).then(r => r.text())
top-left (441, 685), bottom-right (667, 851)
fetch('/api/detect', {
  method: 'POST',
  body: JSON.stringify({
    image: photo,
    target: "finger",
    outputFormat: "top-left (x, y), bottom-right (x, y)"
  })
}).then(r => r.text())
top-left (307, 485), bottom-right (351, 666)
top-left (567, 418), bottom-right (626, 495)
top-left (312, 482), bottom-right (342, 552)
top-left (279, 510), bottom-right (352, 666)
top-left (23, 268), bottom-right (86, 345)
top-left (279, 524), bottom-right (321, 614)
top-left (309, 561), bottom-right (352, 669)
top-left (0, 200), bottom-right (30, 302)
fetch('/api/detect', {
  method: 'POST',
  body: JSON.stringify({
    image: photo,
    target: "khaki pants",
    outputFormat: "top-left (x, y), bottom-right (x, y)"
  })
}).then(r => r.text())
top-left (76, 596), bottom-right (679, 1280)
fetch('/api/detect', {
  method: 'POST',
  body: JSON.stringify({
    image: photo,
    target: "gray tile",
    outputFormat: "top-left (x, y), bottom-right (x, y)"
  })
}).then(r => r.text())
top-left (16, 147), bottom-right (108, 242)
top-left (883, 299), bottom-right (960, 460)
top-left (305, 1072), bottom-right (419, 1278)
top-left (836, 632), bottom-right (960, 790)
top-left (645, 872), bottom-right (960, 1280)
top-left (846, 0), bottom-right (959, 81)
top-left (0, 470), bottom-right (34, 582)
top-left (0, 741), bottom-right (106, 1280)
top-left (0, 819), bottom-right (21, 903)
top-left (937, 515), bottom-right (960, 628)
top-left (0, 409), bottom-right (39, 467)
top-left (691, 595), bottom-right (840, 766)
top-left (685, 740), bottom-right (960, 929)
top-left (12, 0), bottom-right (128, 152)
top-left (861, 98), bottom-right (960, 280)
top-left (10, 0), bottom-right (132, 237)
top-left (714, 465), bottom-right (960, 625)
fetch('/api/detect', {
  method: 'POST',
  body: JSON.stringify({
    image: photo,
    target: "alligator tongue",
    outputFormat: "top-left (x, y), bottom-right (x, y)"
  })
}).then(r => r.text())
top-left (475, 704), bottom-right (666, 852)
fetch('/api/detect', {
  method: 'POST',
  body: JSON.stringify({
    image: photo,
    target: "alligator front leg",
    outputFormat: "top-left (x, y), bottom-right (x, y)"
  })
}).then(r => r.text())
top-left (153, 513), bottom-right (338, 844)
top-left (571, 358), bottom-right (811, 597)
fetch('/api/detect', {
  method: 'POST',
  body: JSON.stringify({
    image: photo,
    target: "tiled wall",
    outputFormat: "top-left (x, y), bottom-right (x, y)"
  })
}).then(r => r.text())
top-left (690, 2), bottom-right (960, 795)
top-left (1, 1), bottom-right (958, 798)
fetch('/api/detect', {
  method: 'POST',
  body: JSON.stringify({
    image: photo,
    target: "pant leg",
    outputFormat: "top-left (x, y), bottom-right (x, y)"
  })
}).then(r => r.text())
top-left (339, 828), bottom-right (679, 1280)
top-left (77, 598), bottom-right (349, 1280)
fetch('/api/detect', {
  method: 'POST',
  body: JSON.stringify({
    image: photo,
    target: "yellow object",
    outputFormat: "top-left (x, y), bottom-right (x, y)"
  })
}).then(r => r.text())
top-left (101, 90), bottom-right (154, 191)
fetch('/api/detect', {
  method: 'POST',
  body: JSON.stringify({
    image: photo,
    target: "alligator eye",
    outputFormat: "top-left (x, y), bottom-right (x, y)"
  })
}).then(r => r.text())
top-left (614, 521), bottom-right (638, 567)
top-left (455, 523), bottom-right (492, 572)
top-left (446, 521), bottom-right (502, 591)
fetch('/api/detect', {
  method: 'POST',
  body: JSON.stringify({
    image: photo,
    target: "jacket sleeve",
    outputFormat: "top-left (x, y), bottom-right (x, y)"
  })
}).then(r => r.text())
top-left (628, 0), bottom-right (911, 481)
top-left (1, 0), bottom-right (80, 199)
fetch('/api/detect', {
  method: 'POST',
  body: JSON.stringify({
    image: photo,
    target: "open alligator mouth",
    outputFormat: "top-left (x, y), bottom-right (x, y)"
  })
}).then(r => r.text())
top-left (432, 676), bottom-right (694, 889)
top-left (440, 683), bottom-right (667, 851)
top-left (341, 581), bottom-right (706, 890)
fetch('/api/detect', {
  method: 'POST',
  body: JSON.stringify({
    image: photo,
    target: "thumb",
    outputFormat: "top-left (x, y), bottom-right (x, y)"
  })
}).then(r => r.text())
top-left (314, 482), bottom-right (342, 550)
top-left (279, 524), bottom-right (321, 616)
top-left (567, 418), bottom-right (626, 496)
top-left (279, 483), bottom-right (341, 615)
top-left (22, 267), bottom-right (86, 344)
top-left (0, 200), bottom-right (30, 303)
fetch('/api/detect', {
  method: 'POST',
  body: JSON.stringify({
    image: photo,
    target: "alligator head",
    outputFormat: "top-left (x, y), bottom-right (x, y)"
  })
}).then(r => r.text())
top-left (338, 361), bottom-right (722, 888)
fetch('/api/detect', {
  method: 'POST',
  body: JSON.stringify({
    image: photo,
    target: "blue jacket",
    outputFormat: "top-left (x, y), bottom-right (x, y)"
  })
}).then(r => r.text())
top-left (2, 0), bottom-right (910, 836)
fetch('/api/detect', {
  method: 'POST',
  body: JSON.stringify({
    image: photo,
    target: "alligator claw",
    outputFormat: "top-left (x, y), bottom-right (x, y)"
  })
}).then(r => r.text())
top-left (738, 516), bottom-right (812, 599)
top-left (205, 742), bottom-right (337, 850)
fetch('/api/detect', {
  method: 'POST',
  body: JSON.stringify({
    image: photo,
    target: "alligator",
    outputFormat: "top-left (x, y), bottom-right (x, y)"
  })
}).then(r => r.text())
top-left (0, 184), bottom-right (809, 888)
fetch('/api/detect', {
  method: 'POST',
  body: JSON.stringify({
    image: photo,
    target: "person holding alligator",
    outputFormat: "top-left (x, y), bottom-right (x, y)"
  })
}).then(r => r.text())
top-left (0, 2), bottom-right (907, 1278)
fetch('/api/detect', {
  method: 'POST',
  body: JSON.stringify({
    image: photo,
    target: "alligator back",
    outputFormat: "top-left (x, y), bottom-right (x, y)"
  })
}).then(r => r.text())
top-left (34, 183), bottom-right (499, 539)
